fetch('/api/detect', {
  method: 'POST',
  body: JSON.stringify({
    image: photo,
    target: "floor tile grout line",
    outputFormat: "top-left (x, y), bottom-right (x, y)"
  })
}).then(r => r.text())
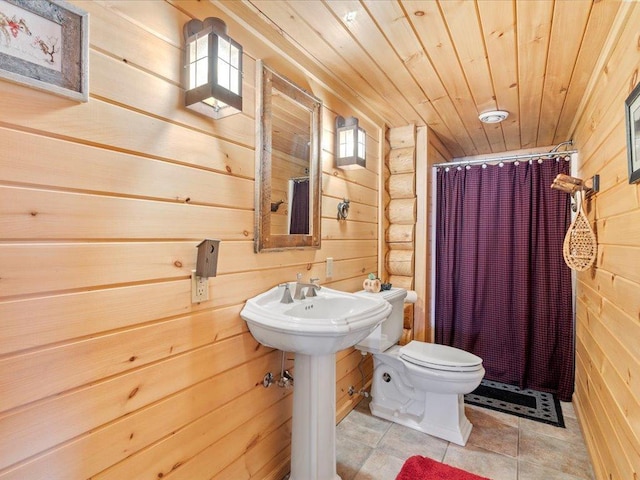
top-left (335, 397), bottom-right (594, 480)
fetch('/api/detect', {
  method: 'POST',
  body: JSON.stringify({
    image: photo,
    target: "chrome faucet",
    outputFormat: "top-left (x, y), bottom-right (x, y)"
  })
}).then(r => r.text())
top-left (293, 274), bottom-right (321, 300)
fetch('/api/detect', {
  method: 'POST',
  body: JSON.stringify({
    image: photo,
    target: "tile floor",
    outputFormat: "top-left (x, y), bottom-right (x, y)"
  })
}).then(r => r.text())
top-left (334, 396), bottom-right (595, 480)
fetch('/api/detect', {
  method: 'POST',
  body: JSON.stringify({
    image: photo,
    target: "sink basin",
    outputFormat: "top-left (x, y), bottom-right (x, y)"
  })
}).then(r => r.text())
top-left (241, 284), bottom-right (392, 355)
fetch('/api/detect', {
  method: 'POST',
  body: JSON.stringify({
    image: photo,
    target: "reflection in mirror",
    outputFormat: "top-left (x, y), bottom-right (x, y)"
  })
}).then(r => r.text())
top-left (270, 87), bottom-right (311, 235)
top-left (255, 61), bottom-right (322, 252)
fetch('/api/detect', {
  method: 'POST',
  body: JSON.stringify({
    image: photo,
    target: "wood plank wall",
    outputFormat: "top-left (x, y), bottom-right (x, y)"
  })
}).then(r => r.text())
top-left (0, 1), bottom-right (384, 478)
top-left (571, 2), bottom-right (640, 479)
top-left (418, 128), bottom-right (452, 342)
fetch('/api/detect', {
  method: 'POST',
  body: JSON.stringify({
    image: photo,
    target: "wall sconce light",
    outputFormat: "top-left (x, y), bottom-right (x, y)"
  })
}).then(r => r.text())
top-left (335, 116), bottom-right (366, 169)
top-left (183, 17), bottom-right (242, 119)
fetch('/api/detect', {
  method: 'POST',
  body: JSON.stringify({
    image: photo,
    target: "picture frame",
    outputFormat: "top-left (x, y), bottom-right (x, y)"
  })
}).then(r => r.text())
top-left (0, 0), bottom-right (88, 102)
top-left (625, 81), bottom-right (640, 184)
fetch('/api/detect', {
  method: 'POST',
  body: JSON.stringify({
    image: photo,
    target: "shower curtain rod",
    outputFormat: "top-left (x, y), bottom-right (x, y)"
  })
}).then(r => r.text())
top-left (289, 176), bottom-right (309, 182)
top-left (433, 149), bottom-right (577, 169)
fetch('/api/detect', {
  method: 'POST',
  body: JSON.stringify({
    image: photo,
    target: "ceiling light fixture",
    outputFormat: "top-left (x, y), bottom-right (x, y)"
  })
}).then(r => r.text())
top-left (344, 11), bottom-right (357, 23)
top-left (479, 110), bottom-right (509, 124)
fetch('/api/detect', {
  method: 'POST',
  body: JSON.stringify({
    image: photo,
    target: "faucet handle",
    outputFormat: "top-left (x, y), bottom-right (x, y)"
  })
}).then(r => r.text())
top-left (306, 278), bottom-right (320, 297)
top-left (279, 284), bottom-right (294, 304)
top-left (296, 273), bottom-right (303, 282)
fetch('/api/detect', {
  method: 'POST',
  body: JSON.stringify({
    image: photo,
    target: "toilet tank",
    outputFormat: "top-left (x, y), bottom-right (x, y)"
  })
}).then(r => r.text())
top-left (355, 288), bottom-right (407, 353)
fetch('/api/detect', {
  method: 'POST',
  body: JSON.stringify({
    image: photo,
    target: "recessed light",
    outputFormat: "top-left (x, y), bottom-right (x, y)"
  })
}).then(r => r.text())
top-left (344, 11), bottom-right (357, 23)
top-left (478, 110), bottom-right (509, 123)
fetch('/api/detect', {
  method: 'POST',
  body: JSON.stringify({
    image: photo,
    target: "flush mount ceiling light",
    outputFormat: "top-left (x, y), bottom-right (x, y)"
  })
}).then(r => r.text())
top-left (479, 110), bottom-right (509, 123)
top-left (183, 17), bottom-right (243, 119)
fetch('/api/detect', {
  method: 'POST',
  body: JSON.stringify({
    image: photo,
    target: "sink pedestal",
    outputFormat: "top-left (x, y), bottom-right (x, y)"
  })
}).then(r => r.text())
top-left (240, 285), bottom-right (392, 479)
top-left (290, 353), bottom-right (341, 480)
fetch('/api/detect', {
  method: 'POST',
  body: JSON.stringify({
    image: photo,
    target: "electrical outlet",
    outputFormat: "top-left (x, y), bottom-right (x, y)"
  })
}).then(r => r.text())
top-left (326, 257), bottom-right (334, 278)
top-left (191, 270), bottom-right (209, 303)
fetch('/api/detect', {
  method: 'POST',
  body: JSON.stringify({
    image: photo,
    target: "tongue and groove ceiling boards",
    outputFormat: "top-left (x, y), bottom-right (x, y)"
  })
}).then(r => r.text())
top-left (221, 0), bottom-right (621, 158)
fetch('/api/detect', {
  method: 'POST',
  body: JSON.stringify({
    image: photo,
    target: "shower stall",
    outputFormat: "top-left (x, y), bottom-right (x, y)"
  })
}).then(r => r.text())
top-left (431, 147), bottom-right (576, 401)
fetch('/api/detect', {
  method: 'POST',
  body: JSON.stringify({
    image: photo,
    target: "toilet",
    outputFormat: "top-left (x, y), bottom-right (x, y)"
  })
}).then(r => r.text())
top-left (355, 288), bottom-right (485, 446)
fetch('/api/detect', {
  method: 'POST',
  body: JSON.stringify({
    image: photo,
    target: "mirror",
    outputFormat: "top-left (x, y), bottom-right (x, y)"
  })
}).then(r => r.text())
top-left (255, 61), bottom-right (322, 252)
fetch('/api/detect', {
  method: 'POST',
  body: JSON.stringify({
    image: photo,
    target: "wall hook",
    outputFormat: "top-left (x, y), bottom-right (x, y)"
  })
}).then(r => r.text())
top-left (551, 174), bottom-right (599, 197)
top-left (270, 200), bottom-right (284, 212)
top-left (337, 198), bottom-right (350, 220)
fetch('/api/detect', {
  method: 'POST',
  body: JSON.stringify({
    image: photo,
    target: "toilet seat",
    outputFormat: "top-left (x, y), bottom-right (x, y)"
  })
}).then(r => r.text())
top-left (399, 341), bottom-right (483, 372)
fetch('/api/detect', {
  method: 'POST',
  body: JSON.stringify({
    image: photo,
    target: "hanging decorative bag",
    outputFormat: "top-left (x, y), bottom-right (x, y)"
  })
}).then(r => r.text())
top-left (562, 190), bottom-right (597, 271)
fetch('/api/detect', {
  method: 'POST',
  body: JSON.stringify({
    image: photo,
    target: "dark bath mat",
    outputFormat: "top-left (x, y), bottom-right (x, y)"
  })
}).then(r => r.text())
top-left (464, 379), bottom-right (565, 428)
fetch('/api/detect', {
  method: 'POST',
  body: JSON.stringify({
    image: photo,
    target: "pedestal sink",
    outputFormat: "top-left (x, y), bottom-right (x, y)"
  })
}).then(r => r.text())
top-left (241, 283), bottom-right (392, 480)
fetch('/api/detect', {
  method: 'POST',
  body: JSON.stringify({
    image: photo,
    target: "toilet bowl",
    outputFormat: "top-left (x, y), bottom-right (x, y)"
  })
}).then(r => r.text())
top-left (355, 288), bottom-right (485, 446)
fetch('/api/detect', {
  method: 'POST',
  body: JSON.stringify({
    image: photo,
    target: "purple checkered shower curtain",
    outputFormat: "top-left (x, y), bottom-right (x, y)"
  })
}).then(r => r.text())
top-left (434, 157), bottom-right (574, 401)
top-left (289, 178), bottom-right (309, 235)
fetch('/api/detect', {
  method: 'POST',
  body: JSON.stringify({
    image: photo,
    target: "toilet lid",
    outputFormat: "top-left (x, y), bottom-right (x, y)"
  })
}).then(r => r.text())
top-left (399, 341), bottom-right (483, 372)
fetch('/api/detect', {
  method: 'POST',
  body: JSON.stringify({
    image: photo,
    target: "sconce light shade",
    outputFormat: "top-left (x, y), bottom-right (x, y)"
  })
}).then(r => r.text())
top-left (184, 17), bottom-right (242, 119)
top-left (335, 116), bottom-right (366, 169)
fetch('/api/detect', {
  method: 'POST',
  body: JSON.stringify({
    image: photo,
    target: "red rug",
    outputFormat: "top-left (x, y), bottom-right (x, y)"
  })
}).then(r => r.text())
top-left (396, 456), bottom-right (491, 480)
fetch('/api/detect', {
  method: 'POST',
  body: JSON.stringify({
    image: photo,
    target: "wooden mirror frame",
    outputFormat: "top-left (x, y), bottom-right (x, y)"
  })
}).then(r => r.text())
top-left (254, 61), bottom-right (323, 252)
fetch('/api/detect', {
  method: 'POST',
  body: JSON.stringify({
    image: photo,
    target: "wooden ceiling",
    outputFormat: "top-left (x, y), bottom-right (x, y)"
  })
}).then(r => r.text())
top-left (223, 0), bottom-right (623, 158)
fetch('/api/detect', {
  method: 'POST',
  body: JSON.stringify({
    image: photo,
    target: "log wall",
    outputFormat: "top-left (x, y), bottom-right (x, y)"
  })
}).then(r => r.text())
top-left (383, 125), bottom-right (452, 344)
top-left (571, 2), bottom-right (640, 479)
top-left (0, 1), bottom-right (384, 478)
top-left (385, 126), bottom-right (416, 343)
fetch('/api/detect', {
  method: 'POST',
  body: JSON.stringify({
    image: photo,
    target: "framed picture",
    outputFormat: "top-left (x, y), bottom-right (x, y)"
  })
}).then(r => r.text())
top-left (0, 0), bottom-right (88, 102)
top-left (626, 81), bottom-right (640, 184)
